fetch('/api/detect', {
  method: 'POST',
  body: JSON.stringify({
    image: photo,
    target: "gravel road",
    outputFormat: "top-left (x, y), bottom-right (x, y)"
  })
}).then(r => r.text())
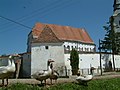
top-left (0, 73), bottom-right (120, 85)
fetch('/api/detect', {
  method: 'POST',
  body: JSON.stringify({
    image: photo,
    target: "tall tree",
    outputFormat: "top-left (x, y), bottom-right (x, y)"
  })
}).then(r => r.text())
top-left (103, 16), bottom-right (120, 54)
top-left (70, 49), bottom-right (79, 75)
top-left (102, 16), bottom-right (120, 70)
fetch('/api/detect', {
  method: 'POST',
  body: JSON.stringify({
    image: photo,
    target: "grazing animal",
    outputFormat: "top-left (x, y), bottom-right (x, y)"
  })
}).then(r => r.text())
top-left (76, 74), bottom-right (93, 86)
top-left (0, 55), bottom-right (16, 85)
top-left (50, 70), bottom-right (59, 84)
top-left (31, 60), bottom-right (54, 85)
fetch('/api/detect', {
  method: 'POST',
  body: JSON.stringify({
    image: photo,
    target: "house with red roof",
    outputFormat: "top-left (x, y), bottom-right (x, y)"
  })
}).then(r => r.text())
top-left (25, 22), bottom-right (96, 76)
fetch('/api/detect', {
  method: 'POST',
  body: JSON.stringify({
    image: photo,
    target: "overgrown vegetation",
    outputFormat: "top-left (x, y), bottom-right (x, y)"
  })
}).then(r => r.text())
top-left (70, 49), bottom-right (79, 75)
top-left (1, 78), bottom-right (120, 90)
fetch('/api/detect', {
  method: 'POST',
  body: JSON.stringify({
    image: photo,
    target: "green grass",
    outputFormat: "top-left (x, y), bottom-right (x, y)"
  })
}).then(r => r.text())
top-left (0, 83), bottom-right (42, 90)
top-left (0, 78), bottom-right (120, 90)
top-left (47, 78), bottom-right (120, 90)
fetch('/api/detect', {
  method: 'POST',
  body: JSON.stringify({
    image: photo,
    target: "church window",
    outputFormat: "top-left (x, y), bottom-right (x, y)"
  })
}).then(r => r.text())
top-left (71, 46), bottom-right (73, 49)
top-left (75, 46), bottom-right (76, 48)
top-left (45, 46), bottom-right (49, 49)
top-left (67, 45), bottom-right (70, 50)
top-left (64, 45), bottom-right (66, 50)
top-left (81, 47), bottom-right (83, 51)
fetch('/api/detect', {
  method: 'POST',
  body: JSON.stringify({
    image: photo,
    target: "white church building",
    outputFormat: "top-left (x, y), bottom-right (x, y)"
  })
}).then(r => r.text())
top-left (23, 22), bottom-right (96, 77)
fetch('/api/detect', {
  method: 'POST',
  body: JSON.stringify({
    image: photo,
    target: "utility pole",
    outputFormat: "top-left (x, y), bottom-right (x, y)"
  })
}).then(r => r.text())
top-left (98, 39), bottom-right (102, 75)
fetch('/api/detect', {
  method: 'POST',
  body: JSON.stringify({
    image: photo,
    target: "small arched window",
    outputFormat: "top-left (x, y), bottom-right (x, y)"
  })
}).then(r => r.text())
top-left (81, 47), bottom-right (83, 51)
top-left (45, 46), bottom-right (49, 49)
top-left (67, 45), bottom-right (70, 50)
top-left (71, 46), bottom-right (73, 49)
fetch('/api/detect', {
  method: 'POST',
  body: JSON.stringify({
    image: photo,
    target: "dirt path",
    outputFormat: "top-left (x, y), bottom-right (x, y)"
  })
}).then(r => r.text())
top-left (0, 74), bottom-right (120, 85)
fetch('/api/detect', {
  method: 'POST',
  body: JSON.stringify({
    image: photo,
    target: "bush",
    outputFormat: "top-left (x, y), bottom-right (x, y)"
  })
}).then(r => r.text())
top-left (70, 49), bottom-right (79, 75)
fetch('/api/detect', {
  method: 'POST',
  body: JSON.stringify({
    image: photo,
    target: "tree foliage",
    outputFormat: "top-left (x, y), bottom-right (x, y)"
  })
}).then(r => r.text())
top-left (101, 16), bottom-right (120, 71)
top-left (102, 16), bottom-right (120, 54)
top-left (70, 49), bottom-right (79, 75)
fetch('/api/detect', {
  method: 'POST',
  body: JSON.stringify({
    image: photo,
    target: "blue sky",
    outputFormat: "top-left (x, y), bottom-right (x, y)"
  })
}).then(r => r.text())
top-left (0, 0), bottom-right (113, 55)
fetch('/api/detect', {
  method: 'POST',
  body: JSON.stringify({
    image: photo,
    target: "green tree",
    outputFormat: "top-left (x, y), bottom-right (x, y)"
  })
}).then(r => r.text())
top-left (101, 16), bottom-right (120, 71)
top-left (70, 49), bottom-right (79, 75)
top-left (102, 16), bottom-right (120, 54)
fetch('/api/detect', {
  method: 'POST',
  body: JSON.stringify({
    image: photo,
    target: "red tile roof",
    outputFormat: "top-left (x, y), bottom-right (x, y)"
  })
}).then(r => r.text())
top-left (33, 25), bottom-right (62, 43)
top-left (32, 22), bottom-right (94, 44)
top-left (32, 23), bottom-right (44, 37)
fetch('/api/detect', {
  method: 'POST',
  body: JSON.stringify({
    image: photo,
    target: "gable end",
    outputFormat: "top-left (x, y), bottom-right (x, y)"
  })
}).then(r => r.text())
top-left (33, 25), bottom-right (62, 43)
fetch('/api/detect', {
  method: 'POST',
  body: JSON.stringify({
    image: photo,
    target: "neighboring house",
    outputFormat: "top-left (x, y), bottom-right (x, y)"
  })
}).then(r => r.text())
top-left (26, 22), bottom-right (96, 76)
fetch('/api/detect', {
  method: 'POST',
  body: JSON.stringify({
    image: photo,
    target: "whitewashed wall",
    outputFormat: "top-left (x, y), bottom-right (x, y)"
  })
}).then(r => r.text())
top-left (114, 55), bottom-right (120, 68)
top-left (21, 52), bottom-right (120, 77)
top-left (79, 54), bottom-right (99, 69)
top-left (31, 43), bottom-right (65, 75)
top-left (64, 53), bottom-right (120, 75)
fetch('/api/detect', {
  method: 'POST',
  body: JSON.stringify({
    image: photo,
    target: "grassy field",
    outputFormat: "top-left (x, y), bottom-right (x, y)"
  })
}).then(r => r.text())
top-left (0, 78), bottom-right (120, 90)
